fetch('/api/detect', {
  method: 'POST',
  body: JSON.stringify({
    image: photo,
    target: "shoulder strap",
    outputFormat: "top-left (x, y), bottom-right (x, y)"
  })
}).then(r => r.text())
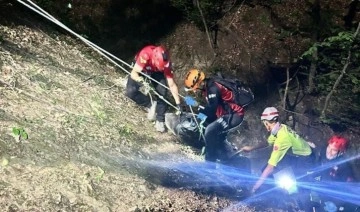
top-left (206, 78), bottom-right (217, 88)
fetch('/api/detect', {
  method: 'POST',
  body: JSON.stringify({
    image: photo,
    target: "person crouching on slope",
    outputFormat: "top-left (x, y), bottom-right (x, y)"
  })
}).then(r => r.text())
top-left (318, 135), bottom-right (354, 182)
top-left (184, 69), bottom-right (244, 162)
top-left (241, 107), bottom-right (314, 193)
top-left (125, 45), bottom-right (181, 133)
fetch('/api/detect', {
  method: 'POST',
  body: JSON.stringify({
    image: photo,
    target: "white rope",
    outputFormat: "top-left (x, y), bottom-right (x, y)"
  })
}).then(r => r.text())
top-left (18, 0), bottom-right (192, 99)
top-left (189, 106), bottom-right (205, 142)
top-left (17, 0), bottom-right (189, 108)
top-left (24, 0), bottom-right (132, 69)
top-left (17, 0), bottom-right (203, 125)
top-left (148, 86), bottom-right (177, 110)
top-left (17, 0), bottom-right (131, 74)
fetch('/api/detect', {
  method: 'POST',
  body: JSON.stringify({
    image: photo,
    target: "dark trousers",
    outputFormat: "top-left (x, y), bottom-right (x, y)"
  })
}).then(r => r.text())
top-left (257, 151), bottom-right (315, 193)
top-left (204, 113), bottom-right (244, 162)
top-left (125, 72), bottom-right (168, 122)
top-left (275, 150), bottom-right (315, 177)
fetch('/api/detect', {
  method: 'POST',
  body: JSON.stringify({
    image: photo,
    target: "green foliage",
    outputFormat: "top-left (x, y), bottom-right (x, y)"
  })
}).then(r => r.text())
top-left (326, 32), bottom-right (354, 44)
top-left (90, 94), bottom-right (107, 125)
top-left (302, 31), bottom-right (354, 59)
top-left (300, 30), bottom-right (360, 126)
top-left (118, 124), bottom-right (134, 136)
top-left (12, 127), bottom-right (29, 140)
top-left (96, 167), bottom-right (105, 183)
top-left (301, 45), bottom-right (318, 60)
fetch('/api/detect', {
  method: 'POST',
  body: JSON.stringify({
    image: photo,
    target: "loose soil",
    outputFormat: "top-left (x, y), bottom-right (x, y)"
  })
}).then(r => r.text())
top-left (0, 23), bottom-right (266, 212)
top-left (1, 2), bottom-right (359, 211)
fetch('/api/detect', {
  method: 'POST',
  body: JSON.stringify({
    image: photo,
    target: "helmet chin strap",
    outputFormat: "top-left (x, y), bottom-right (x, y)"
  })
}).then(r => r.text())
top-left (271, 122), bottom-right (281, 135)
top-left (184, 87), bottom-right (193, 92)
top-left (197, 80), bottom-right (206, 91)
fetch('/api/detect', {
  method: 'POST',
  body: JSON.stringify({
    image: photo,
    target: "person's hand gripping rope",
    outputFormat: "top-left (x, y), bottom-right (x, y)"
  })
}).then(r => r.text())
top-left (175, 104), bottom-right (182, 115)
top-left (138, 77), bottom-right (151, 93)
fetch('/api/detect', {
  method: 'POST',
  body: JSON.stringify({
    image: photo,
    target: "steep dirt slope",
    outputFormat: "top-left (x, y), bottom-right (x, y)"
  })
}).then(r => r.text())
top-left (0, 24), bottom-right (263, 211)
top-left (2, 3), bottom-right (358, 211)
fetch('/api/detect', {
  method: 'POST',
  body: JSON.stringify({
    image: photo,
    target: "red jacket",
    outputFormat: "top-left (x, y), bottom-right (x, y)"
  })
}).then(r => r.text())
top-left (200, 80), bottom-right (244, 119)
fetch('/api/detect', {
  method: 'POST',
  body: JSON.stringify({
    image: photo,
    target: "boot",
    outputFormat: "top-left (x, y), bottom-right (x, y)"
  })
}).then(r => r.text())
top-left (146, 101), bottom-right (157, 121)
top-left (155, 120), bottom-right (166, 133)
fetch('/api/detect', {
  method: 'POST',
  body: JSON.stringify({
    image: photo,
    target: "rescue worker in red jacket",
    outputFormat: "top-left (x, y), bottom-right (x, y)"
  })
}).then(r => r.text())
top-left (126, 45), bottom-right (181, 132)
top-left (184, 69), bottom-right (244, 162)
top-left (318, 135), bottom-right (354, 182)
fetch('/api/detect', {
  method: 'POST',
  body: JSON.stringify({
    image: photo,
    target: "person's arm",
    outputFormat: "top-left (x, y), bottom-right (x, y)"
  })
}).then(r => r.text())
top-left (252, 135), bottom-right (289, 192)
top-left (198, 84), bottom-right (220, 118)
top-left (240, 141), bottom-right (268, 152)
top-left (341, 161), bottom-right (355, 182)
top-left (130, 63), bottom-right (143, 82)
top-left (252, 164), bottom-right (274, 192)
top-left (166, 77), bottom-right (181, 105)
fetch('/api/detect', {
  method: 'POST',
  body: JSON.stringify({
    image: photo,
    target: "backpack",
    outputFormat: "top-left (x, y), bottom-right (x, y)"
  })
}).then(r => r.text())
top-left (212, 73), bottom-right (254, 107)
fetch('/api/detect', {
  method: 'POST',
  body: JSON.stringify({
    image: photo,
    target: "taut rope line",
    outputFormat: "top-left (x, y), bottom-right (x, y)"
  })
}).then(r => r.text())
top-left (17, 0), bottom-right (205, 136)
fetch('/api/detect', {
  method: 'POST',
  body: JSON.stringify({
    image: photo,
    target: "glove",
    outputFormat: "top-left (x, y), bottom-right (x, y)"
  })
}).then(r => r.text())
top-left (138, 77), bottom-right (146, 84)
top-left (175, 104), bottom-right (182, 115)
top-left (184, 96), bottom-right (198, 107)
top-left (197, 113), bottom-right (207, 122)
top-left (139, 77), bottom-right (150, 89)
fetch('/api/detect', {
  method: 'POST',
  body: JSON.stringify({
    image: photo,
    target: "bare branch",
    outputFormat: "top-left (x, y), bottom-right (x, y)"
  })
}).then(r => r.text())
top-left (0, 79), bottom-right (12, 88)
top-left (283, 68), bottom-right (290, 109)
top-left (225, 0), bottom-right (246, 30)
top-left (308, 48), bottom-right (317, 93)
top-left (195, 0), bottom-right (214, 54)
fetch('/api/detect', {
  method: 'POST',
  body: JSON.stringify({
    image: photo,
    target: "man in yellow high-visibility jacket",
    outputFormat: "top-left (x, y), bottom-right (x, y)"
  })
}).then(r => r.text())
top-left (241, 107), bottom-right (314, 193)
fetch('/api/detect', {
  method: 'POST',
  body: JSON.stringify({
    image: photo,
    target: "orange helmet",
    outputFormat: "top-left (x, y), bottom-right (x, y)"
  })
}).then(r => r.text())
top-left (328, 135), bottom-right (348, 152)
top-left (184, 69), bottom-right (205, 91)
top-left (153, 46), bottom-right (170, 70)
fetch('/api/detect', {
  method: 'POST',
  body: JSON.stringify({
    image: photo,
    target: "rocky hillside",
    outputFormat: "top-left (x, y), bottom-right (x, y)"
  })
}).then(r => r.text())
top-left (0, 19), bottom-right (266, 211)
top-left (1, 1), bottom-right (359, 211)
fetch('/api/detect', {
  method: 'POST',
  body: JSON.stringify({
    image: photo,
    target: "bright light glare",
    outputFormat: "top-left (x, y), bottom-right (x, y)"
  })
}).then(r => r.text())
top-left (277, 175), bottom-right (296, 190)
top-left (273, 167), bottom-right (298, 194)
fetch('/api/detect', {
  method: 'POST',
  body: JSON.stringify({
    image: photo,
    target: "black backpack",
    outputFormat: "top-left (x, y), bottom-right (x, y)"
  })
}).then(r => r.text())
top-left (212, 73), bottom-right (254, 107)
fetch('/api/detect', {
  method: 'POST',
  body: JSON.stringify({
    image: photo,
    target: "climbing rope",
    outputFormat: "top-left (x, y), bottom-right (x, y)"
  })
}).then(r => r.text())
top-left (17, 0), bottom-right (205, 134)
top-left (18, 0), bottom-right (193, 108)
top-left (188, 105), bottom-right (206, 142)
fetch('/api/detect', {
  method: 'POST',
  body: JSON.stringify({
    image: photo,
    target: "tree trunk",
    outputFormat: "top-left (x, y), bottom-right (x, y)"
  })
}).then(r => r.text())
top-left (308, 48), bottom-right (317, 94)
top-left (283, 68), bottom-right (290, 110)
top-left (344, 0), bottom-right (359, 29)
top-left (307, 0), bottom-right (320, 94)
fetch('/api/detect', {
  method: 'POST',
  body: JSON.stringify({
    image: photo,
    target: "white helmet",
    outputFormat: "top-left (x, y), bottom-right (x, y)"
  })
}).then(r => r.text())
top-left (261, 107), bottom-right (279, 121)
